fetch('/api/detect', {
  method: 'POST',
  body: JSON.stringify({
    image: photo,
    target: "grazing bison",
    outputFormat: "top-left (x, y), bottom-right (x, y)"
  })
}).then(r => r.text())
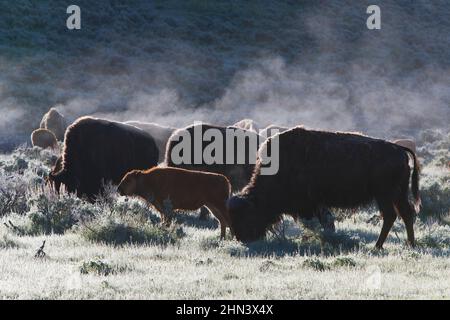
top-left (31, 128), bottom-right (57, 149)
top-left (40, 108), bottom-right (67, 141)
top-left (49, 116), bottom-right (159, 201)
top-left (165, 123), bottom-right (263, 191)
top-left (118, 167), bottom-right (232, 238)
top-left (233, 119), bottom-right (259, 133)
top-left (227, 127), bottom-right (420, 249)
top-left (393, 139), bottom-right (417, 154)
top-left (125, 121), bottom-right (175, 163)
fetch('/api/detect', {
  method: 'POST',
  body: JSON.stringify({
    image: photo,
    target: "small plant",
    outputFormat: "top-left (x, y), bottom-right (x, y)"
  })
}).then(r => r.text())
top-left (0, 175), bottom-right (29, 217)
top-left (0, 233), bottom-right (20, 249)
top-left (24, 188), bottom-right (96, 235)
top-left (80, 211), bottom-right (184, 246)
top-left (79, 259), bottom-right (124, 276)
top-left (223, 273), bottom-right (239, 280)
top-left (333, 257), bottom-right (357, 268)
top-left (199, 237), bottom-right (221, 250)
top-left (80, 260), bottom-right (111, 276)
top-left (302, 258), bottom-right (330, 271)
top-left (259, 260), bottom-right (276, 272)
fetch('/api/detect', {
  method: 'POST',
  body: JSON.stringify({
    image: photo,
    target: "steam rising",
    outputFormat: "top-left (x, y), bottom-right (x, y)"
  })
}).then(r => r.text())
top-left (0, 1), bottom-right (449, 150)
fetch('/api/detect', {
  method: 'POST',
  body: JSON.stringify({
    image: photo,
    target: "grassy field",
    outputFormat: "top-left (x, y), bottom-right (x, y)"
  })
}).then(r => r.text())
top-left (0, 129), bottom-right (449, 299)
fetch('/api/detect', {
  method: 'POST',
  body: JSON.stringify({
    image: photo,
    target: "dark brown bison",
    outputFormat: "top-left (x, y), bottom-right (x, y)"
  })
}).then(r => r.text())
top-left (393, 139), bottom-right (417, 154)
top-left (260, 125), bottom-right (289, 138)
top-left (227, 127), bottom-right (420, 249)
top-left (49, 116), bottom-right (159, 201)
top-left (118, 167), bottom-right (232, 238)
top-left (165, 123), bottom-right (263, 191)
top-left (125, 121), bottom-right (176, 163)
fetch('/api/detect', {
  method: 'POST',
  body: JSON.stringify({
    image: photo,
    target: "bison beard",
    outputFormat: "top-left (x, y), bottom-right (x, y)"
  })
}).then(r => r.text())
top-left (49, 117), bottom-right (159, 201)
top-left (227, 127), bottom-right (421, 249)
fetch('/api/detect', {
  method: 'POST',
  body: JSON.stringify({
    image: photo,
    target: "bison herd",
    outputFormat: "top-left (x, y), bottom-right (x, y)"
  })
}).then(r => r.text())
top-left (32, 108), bottom-right (421, 248)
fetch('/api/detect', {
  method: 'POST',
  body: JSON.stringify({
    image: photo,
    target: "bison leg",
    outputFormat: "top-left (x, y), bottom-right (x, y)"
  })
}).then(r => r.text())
top-left (394, 199), bottom-right (416, 247)
top-left (199, 206), bottom-right (211, 220)
top-left (205, 204), bottom-right (227, 240)
top-left (151, 201), bottom-right (171, 226)
top-left (316, 207), bottom-right (336, 232)
top-left (375, 199), bottom-right (397, 249)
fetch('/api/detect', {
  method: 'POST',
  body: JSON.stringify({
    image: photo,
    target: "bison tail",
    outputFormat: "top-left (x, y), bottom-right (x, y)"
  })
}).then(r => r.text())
top-left (411, 152), bottom-right (421, 213)
top-left (402, 146), bottom-right (421, 213)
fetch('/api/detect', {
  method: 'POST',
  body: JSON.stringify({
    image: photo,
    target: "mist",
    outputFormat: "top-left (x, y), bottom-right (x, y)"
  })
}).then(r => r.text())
top-left (0, 0), bottom-right (449, 150)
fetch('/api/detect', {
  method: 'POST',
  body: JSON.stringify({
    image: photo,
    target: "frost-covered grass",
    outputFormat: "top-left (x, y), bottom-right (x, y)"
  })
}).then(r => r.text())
top-left (0, 217), bottom-right (449, 299)
top-left (0, 134), bottom-right (449, 299)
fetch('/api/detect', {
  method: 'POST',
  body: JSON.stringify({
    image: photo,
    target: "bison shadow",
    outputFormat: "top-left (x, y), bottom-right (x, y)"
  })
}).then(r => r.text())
top-left (226, 219), bottom-right (388, 257)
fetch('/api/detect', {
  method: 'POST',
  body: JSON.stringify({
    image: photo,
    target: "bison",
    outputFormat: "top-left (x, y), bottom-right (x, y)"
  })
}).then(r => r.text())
top-left (40, 108), bottom-right (68, 141)
top-left (165, 123), bottom-right (263, 191)
top-left (125, 121), bottom-right (175, 163)
top-left (31, 128), bottom-right (57, 149)
top-left (49, 116), bottom-right (159, 201)
top-left (118, 167), bottom-right (232, 238)
top-left (227, 126), bottom-right (420, 249)
top-left (393, 139), bottom-right (417, 154)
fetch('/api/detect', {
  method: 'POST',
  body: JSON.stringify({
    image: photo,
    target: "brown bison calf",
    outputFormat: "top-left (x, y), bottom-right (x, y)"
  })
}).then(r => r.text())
top-left (118, 167), bottom-right (232, 239)
top-left (31, 128), bottom-right (57, 149)
top-left (227, 127), bottom-right (421, 249)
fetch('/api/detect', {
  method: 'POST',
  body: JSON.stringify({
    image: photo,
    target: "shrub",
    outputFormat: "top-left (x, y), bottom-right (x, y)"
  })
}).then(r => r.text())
top-left (333, 257), bottom-right (357, 268)
top-left (0, 233), bottom-right (20, 249)
top-left (302, 258), bottom-right (330, 271)
top-left (79, 259), bottom-right (130, 276)
top-left (23, 188), bottom-right (98, 235)
top-left (0, 174), bottom-right (29, 217)
top-left (420, 172), bottom-right (450, 219)
top-left (79, 197), bottom-right (184, 246)
top-left (80, 214), bottom-right (184, 246)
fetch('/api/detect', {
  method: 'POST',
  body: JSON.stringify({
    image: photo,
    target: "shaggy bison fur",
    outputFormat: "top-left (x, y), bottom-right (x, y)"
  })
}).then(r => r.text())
top-left (118, 167), bottom-right (232, 238)
top-left (31, 128), bottom-right (57, 149)
top-left (227, 126), bottom-right (420, 249)
top-left (40, 108), bottom-right (68, 141)
top-left (165, 123), bottom-right (263, 191)
top-left (49, 116), bottom-right (159, 201)
top-left (125, 121), bottom-right (175, 163)
top-left (393, 139), bottom-right (417, 154)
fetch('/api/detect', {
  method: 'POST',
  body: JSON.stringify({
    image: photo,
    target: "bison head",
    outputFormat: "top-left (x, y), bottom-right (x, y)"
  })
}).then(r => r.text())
top-left (118, 170), bottom-right (141, 196)
top-left (226, 196), bottom-right (266, 242)
top-left (48, 169), bottom-right (79, 194)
